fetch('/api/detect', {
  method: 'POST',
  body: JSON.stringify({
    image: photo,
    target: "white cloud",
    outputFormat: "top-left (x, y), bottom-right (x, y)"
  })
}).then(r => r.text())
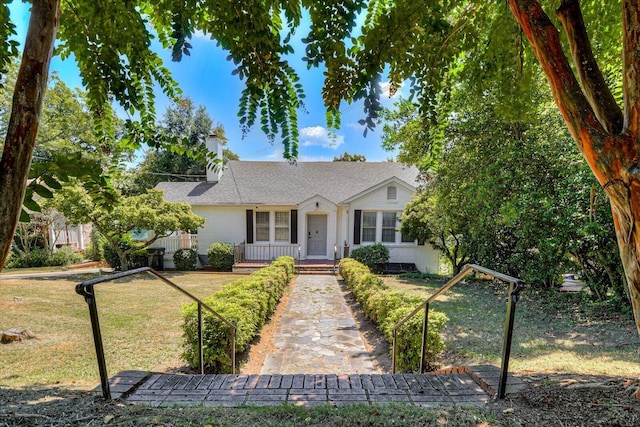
top-left (300, 126), bottom-right (345, 149)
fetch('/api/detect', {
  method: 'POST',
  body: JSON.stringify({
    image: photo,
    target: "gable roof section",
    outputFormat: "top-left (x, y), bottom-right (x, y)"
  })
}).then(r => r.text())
top-left (340, 176), bottom-right (416, 204)
top-left (157, 161), bottom-right (419, 206)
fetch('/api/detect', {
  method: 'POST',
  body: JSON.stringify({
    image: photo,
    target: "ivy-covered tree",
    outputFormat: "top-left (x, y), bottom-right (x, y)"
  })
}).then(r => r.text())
top-left (51, 187), bottom-right (204, 271)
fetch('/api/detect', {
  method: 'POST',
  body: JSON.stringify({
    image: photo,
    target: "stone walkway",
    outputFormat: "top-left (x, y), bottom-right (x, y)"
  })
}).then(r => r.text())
top-left (261, 275), bottom-right (376, 374)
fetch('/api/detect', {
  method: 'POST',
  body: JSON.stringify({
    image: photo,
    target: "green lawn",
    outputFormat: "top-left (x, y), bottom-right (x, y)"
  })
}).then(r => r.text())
top-left (0, 271), bottom-right (239, 388)
top-left (382, 275), bottom-right (640, 377)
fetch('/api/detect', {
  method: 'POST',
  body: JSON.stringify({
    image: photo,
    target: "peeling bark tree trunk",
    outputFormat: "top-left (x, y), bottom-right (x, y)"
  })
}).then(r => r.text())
top-left (0, 0), bottom-right (60, 270)
top-left (508, 0), bottom-right (640, 381)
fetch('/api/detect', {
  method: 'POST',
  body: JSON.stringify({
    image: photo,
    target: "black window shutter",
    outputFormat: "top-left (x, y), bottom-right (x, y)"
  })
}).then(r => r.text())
top-left (246, 209), bottom-right (254, 244)
top-left (353, 210), bottom-right (362, 244)
top-left (290, 210), bottom-right (298, 244)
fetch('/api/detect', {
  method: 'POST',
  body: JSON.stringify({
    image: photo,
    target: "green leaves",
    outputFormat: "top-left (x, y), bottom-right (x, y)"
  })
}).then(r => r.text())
top-left (0, 0), bottom-right (18, 87)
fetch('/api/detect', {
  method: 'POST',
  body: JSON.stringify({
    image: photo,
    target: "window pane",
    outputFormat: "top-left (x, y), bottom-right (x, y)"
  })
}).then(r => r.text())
top-left (256, 212), bottom-right (269, 241)
top-left (274, 211), bottom-right (289, 241)
top-left (362, 212), bottom-right (376, 242)
top-left (382, 212), bottom-right (396, 243)
top-left (275, 211), bottom-right (289, 226)
top-left (275, 228), bottom-right (289, 241)
top-left (256, 212), bottom-right (269, 226)
top-left (362, 228), bottom-right (376, 242)
top-left (382, 212), bottom-right (396, 227)
top-left (363, 212), bottom-right (376, 227)
top-left (382, 229), bottom-right (395, 242)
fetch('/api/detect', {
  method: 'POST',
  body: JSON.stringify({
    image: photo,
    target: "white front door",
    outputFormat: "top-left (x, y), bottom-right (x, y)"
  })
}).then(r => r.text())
top-left (307, 214), bottom-right (327, 256)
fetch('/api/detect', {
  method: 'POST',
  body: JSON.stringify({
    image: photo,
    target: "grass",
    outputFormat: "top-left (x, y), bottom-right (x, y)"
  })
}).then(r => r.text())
top-left (0, 271), bottom-right (239, 388)
top-left (382, 275), bottom-right (640, 376)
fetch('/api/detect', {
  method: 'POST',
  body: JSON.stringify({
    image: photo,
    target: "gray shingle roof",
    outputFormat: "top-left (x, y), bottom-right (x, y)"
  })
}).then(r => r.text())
top-left (156, 161), bottom-right (419, 205)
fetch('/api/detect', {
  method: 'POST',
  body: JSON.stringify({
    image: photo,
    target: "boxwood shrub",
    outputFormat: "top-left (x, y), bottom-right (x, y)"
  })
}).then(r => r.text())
top-left (339, 258), bottom-right (448, 372)
top-left (207, 242), bottom-right (234, 271)
top-left (181, 256), bottom-right (294, 373)
top-left (350, 243), bottom-right (389, 273)
top-left (174, 248), bottom-right (198, 271)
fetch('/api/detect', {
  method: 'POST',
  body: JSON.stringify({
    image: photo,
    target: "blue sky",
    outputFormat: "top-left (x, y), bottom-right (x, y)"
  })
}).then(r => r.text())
top-left (9, 3), bottom-right (402, 162)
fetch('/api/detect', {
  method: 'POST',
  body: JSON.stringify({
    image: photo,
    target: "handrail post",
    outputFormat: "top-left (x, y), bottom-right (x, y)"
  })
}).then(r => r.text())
top-left (420, 303), bottom-right (429, 373)
top-left (391, 333), bottom-right (398, 374)
top-left (231, 328), bottom-right (236, 374)
top-left (498, 280), bottom-right (524, 398)
top-left (198, 303), bottom-right (204, 375)
top-left (84, 285), bottom-right (111, 400)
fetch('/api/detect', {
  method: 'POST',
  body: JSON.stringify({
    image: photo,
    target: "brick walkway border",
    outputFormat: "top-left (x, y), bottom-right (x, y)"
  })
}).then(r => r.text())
top-left (109, 366), bottom-right (525, 407)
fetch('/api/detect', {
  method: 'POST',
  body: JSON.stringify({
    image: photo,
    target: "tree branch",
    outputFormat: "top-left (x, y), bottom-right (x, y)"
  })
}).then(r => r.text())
top-left (622, 0), bottom-right (640, 137)
top-left (508, 1), bottom-right (606, 146)
top-left (557, 0), bottom-right (623, 134)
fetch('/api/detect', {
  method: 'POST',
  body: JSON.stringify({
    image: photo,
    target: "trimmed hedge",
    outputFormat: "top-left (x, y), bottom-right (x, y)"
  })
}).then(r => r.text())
top-left (181, 256), bottom-right (295, 373)
top-left (207, 242), bottom-right (234, 271)
top-left (339, 258), bottom-right (448, 372)
top-left (350, 243), bottom-right (389, 273)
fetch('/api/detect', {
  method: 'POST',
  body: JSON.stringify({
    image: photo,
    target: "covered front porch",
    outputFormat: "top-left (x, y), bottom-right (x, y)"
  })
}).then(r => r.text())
top-left (232, 242), bottom-right (349, 273)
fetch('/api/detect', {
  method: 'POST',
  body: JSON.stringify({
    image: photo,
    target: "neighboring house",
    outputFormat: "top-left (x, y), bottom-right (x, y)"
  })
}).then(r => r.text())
top-left (155, 137), bottom-right (439, 273)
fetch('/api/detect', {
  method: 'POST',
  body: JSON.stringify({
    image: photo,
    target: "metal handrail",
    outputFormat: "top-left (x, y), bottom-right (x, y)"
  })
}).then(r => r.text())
top-left (76, 266), bottom-right (237, 400)
top-left (391, 264), bottom-right (525, 399)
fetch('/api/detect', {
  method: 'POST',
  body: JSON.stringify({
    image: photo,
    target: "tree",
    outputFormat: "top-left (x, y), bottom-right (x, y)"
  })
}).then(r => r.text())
top-left (118, 98), bottom-right (237, 196)
top-left (400, 190), bottom-right (471, 275)
top-left (333, 152), bottom-right (366, 162)
top-left (51, 187), bottom-right (204, 271)
top-left (506, 0), bottom-right (640, 338)
top-left (2, 1), bottom-right (640, 342)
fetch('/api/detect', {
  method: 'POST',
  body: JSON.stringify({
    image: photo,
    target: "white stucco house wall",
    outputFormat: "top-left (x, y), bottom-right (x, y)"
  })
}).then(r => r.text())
top-left (155, 137), bottom-right (439, 273)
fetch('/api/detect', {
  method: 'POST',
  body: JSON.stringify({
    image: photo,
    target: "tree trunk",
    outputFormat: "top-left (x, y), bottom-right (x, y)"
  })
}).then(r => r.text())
top-left (0, 0), bottom-right (60, 271)
top-left (508, 1), bottom-right (640, 380)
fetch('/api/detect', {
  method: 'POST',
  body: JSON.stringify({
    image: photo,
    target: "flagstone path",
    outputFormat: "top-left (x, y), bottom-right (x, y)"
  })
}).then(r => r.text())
top-left (261, 275), bottom-right (376, 374)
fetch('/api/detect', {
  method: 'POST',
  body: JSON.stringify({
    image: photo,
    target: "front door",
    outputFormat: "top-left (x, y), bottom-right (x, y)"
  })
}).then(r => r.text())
top-left (307, 214), bottom-right (327, 256)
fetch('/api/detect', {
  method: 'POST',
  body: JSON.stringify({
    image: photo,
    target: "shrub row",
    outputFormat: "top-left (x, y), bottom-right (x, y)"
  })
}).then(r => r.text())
top-left (6, 246), bottom-right (83, 268)
top-left (181, 256), bottom-right (295, 373)
top-left (339, 258), bottom-right (448, 372)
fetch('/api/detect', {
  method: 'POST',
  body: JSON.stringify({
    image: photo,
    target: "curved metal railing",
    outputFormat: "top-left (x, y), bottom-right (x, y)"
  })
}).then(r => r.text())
top-left (391, 264), bottom-right (525, 399)
top-left (76, 267), bottom-right (237, 400)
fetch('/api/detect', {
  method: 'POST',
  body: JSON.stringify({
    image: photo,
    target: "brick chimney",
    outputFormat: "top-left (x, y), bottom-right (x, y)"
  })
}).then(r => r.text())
top-left (205, 134), bottom-right (224, 182)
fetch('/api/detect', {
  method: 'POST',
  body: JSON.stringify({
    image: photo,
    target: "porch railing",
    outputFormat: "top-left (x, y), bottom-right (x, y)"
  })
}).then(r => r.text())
top-left (148, 235), bottom-right (198, 255)
top-left (233, 243), bottom-right (298, 262)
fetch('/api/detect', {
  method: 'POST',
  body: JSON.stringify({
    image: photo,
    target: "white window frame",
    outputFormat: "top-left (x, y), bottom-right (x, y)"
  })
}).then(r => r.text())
top-left (361, 211), bottom-right (377, 243)
top-left (255, 211), bottom-right (270, 242)
top-left (274, 211), bottom-right (290, 242)
top-left (382, 212), bottom-right (397, 243)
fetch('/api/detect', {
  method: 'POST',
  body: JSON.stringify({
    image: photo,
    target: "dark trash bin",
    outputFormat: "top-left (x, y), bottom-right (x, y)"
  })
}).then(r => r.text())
top-left (147, 248), bottom-right (165, 270)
